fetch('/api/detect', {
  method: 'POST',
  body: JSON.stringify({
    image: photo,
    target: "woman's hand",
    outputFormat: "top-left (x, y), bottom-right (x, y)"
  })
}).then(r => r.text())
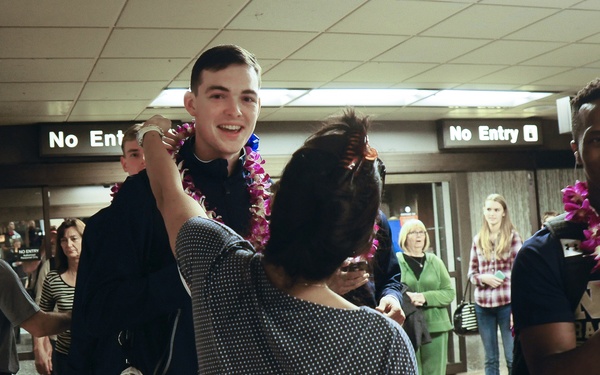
top-left (327, 259), bottom-right (369, 295)
top-left (406, 291), bottom-right (427, 307)
top-left (480, 274), bottom-right (504, 288)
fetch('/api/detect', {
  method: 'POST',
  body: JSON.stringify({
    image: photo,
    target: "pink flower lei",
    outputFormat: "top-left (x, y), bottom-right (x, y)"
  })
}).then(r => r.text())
top-left (347, 223), bottom-right (380, 264)
top-left (562, 180), bottom-right (600, 271)
top-left (113, 122), bottom-right (272, 252)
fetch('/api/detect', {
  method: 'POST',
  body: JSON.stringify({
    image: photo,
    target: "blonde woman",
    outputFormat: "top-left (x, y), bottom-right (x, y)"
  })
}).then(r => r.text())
top-left (468, 194), bottom-right (522, 375)
top-left (397, 219), bottom-right (454, 375)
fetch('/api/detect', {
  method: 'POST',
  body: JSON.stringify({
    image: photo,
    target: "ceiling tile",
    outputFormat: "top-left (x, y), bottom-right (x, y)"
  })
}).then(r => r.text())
top-left (258, 107), bottom-right (342, 121)
top-left (521, 44), bottom-right (600, 67)
top-left (0, 101), bottom-right (71, 116)
top-left (117, 0), bottom-right (248, 28)
top-left (405, 64), bottom-right (506, 84)
top-left (422, 4), bottom-right (556, 39)
top-left (102, 29), bottom-right (217, 58)
top-left (480, 0), bottom-right (580, 7)
top-left (0, 83), bottom-right (81, 101)
top-left (0, 0), bottom-right (126, 27)
top-left (572, 0), bottom-right (600, 10)
top-left (580, 33), bottom-right (600, 43)
top-left (507, 9), bottom-right (600, 42)
top-left (79, 82), bottom-right (165, 100)
top-left (67, 114), bottom-right (141, 122)
top-left (262, 60), bottom-right (361, 82)
top-left (211, 30), bottom-right (318, 59)
top-left (531, 67), bottom-right (600, 87)
top-left (89, 58), bottom-right (190, 81)
top-left (290, 33), bottom-right (405, 61)
top-left (374, 107), bottom-right (453, 121)
top-left (137, 108), bottom-right (192, 121)
top-left (263, 81), bottom-right (324, 89)
top-left (228, 0), bottom-right (365, 31)
top-left (71, 100), bottom-right (150, 116)
top-left (330, 0), bottom-right (469, 35)
top-left (0, 59), bottom-right (95, 82)
top-left (375, 37), bottom-right (490, 63)
top-left (471, 66), bottom-right (570, 85)
top-left (0, 115), bottom-right (68, 126)
top-left (0, 28), bottom-right (110, 58)
top-left (451, 40), bottom-right (565, 65)
top-left (335, 62), bottom-right (437, 84)
top-left (0, 0), bottom-right (598, 126)
top-left (454, 83), bottom-right (520, 90)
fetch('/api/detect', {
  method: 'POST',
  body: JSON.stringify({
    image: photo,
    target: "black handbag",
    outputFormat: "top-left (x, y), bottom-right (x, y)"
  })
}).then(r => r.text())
top-left (453, 278), bottom-right (479, 336)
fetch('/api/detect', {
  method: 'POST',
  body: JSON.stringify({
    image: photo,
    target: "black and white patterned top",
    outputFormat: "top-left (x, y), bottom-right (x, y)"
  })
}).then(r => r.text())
top-left (39, 270), bottom-right (75, 355)
top-left (176, 217), bottom-right (417, 375)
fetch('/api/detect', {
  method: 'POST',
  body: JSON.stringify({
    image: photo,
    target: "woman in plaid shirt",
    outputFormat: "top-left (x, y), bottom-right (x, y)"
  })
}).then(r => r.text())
top-left (468, 194), bottom-right (523, 375)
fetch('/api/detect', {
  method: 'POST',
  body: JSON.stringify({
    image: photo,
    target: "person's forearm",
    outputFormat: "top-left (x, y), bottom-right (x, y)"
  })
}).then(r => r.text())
top-left (41, 311), bottom-right (71, 336)
top-left (142, 123), bottom-right (207, 252)
top-left (22, 310), bottom-right (70, 337)
top-left (142, 130), bottom-right (180, 214)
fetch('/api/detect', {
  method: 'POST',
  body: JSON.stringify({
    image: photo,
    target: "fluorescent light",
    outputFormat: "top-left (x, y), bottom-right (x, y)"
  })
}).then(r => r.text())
top-left (287, 89), bottom-right (437, 107)
top-left (259, 89), bottom-right (308, 106)
top-left (148, 88), bottom-right (553, 109)
top-left (149, 89), bottom-right (188, 107)
top-left (149, 88), bottom-right (309, 108)
top-left (412, 90), bottom-right (552, 108)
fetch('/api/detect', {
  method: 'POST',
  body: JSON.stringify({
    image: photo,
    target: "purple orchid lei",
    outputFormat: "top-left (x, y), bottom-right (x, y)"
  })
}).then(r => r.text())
top-left (563, 180), bottom-right (600, 271)
top-left (112, 122), bottom-right (272, 252)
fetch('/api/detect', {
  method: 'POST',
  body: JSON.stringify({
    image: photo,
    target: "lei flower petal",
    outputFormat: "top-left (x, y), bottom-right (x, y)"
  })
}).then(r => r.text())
top-left (563, 180), bottom-right (600, 272)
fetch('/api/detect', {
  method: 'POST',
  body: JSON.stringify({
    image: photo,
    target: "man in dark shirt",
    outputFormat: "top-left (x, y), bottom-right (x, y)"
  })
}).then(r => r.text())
top-left (512, 77), bottom-right (600, 375)
top-left (68, 44), bottom-right (265, 374)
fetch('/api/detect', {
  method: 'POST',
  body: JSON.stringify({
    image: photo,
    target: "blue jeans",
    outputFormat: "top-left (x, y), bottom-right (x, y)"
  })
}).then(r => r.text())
top-left (475, 304), bottom-right (513, 375)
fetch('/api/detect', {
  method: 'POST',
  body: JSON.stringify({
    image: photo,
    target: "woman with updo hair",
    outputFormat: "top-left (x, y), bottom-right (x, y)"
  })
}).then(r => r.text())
top-left (139, 109), bottom-right (417, 374)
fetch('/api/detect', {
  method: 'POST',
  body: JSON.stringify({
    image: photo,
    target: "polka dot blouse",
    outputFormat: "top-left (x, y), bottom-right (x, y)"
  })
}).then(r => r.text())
top-left (176, 217), bottom-right (417, 374)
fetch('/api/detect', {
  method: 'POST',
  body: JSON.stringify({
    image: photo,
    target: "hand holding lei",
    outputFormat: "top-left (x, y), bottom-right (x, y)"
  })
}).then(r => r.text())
top-left (562, 180), bottom-right (600, 271)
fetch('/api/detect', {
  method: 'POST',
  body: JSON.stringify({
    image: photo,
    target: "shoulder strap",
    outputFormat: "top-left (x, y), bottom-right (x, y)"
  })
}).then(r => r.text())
top-left (460, 279), bottom-right (473, 304)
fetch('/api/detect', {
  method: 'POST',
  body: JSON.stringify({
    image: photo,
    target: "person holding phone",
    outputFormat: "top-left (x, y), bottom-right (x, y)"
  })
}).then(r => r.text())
top-left (468, 194), bottom-right (522, 375)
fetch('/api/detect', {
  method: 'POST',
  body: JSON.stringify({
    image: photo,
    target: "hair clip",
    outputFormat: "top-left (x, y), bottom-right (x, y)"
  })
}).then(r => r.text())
top-left (340, 132), bottom-right (363, 170)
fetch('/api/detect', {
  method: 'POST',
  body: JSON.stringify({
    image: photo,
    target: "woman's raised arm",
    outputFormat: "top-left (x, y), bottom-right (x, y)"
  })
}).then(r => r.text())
top-left (140, 115), bottom-right (207, 254)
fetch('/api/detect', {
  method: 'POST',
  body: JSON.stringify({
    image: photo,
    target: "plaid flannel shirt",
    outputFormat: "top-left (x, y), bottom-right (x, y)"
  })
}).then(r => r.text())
top-left (468, 230), bottom-right (522, 308)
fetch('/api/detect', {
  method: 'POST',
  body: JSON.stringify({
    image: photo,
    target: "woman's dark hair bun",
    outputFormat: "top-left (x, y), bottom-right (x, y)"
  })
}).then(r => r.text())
top-left (264, 108), bottom-right (381, 282)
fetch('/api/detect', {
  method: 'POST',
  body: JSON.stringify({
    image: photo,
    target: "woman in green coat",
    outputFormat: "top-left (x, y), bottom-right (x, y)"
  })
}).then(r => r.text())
top-left (397, 219), bottom-right (455, 375)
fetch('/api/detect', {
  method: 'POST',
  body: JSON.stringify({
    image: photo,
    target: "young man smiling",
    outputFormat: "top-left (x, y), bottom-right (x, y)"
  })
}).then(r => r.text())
top-left (70, 45), bottom-right (265, 375)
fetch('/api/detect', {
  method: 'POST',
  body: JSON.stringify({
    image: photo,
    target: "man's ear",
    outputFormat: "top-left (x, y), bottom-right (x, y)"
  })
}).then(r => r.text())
top-left (183, 91), bottom-right (196, 117)
top-left (571, 140), bottom-right (582, 165)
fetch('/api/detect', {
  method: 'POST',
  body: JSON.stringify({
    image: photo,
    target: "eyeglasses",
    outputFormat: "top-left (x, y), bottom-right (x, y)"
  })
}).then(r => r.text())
top-left (408, 231), bottom-right (426, 236)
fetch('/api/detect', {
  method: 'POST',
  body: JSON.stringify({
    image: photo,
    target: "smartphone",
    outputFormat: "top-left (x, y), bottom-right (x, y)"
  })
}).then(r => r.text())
top-left (494, 270), bottom-right (506, 280)
top-left (342, 261), bottom-right (368, 272)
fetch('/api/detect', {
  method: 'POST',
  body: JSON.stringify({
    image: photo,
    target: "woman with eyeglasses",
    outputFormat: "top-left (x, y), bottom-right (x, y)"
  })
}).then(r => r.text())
top-left (35, 218), bottom-right (85, 375)
top-left (468, 194), bottom-right (522, 375)
top-left (397, 219), bottom-right (454, 375)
